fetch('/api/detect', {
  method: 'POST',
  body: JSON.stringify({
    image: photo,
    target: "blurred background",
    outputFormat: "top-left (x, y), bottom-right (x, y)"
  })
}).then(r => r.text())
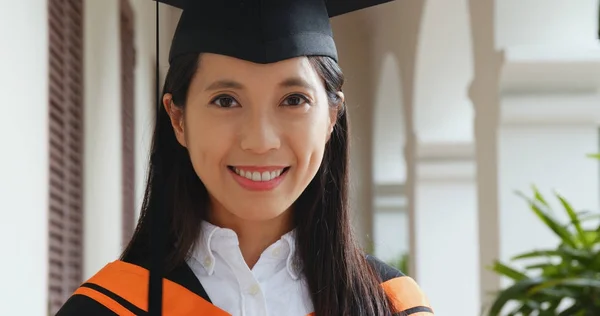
top-left (1, 0), bottom-right (599, 315)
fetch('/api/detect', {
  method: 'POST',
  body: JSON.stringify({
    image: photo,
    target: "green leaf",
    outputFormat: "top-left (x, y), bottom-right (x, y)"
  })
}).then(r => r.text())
top-left (508, 302), bottom-right (535, 316)
top-left (592, 230), bottom-right (600, 243)
top-left (511, 249), bottom-right (562, 261)
top-left (525, 263), bottom-right (553, 270)
top-left (557, 194), bottom-right (590, 248)
top-left (528, 278), bottom-right (600, 296)
top-left (533, 185), bottom-right (550, 207)
top-left (578, 212), bottom-right (600, 222)
top-left (565, 213), bottom-right (600, 231)
top-left (517, 192), bottom-right (578, 248)
top-left (491, 261), bottom-right (528, 281)
top-left (488, 277), bottom-right (546, 316)
top-left (557, 244), bottom-right (595, 264)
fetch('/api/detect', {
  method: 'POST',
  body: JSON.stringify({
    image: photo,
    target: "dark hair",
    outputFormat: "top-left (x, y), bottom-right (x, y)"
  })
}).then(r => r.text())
top-left (121, 53), bottom-right (396, 315)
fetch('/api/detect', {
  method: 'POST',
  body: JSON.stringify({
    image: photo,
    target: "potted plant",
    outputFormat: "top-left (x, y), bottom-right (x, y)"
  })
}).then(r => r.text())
top-left (486, 154), bottom-right (600, 315)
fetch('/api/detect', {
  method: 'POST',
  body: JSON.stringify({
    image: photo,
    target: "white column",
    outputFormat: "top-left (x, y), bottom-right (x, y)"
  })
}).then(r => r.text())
top-left (468, 0), bottom-right (504, 309)
top-left (410, 0), bottom-right (480, 314)
top-left (131, 0), bottom-right (158, 218)
top-left (414, 143), bottom-right (480, 316)
top-left (83, 0), bottom-right (123, 279)
top-left (0, 1), bottom-right (49, 315)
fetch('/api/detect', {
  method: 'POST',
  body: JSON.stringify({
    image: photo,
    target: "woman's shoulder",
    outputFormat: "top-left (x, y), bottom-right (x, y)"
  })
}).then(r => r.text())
top-left (56, 259), bottom-right (219, 316)
top-left (365, 254), bottom-right (434, 315)
top-left (365, 254), bottom-right (405, 281)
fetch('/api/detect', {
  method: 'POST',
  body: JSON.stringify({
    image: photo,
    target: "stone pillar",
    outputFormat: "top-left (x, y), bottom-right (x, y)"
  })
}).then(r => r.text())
top-left (83, 0), bottom-right (124, 278)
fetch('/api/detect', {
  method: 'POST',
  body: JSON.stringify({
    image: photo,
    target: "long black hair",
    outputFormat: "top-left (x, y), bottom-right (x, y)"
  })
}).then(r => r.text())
top-left (121, 53), bottom-right (396, 315)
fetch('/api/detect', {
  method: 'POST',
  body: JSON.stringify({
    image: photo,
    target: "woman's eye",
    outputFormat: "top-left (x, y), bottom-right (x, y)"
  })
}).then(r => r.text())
top-left (211, 95), bottom-right (239, 108)
top-left (282, 94), bottom-right (309, 106)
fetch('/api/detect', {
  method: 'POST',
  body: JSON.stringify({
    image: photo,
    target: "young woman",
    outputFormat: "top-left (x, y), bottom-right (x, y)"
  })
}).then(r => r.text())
top-left (57, 0), bottom-right (433, 315)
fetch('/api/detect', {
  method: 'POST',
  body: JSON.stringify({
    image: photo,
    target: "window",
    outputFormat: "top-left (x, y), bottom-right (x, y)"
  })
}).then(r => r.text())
top-left (47, 0), bottom-right (84, 314)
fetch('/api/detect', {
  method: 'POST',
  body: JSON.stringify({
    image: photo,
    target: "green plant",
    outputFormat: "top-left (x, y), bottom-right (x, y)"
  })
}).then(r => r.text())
top-left (387, 252), bottom-right (410, 275)
top-left (487, 183), bottom-right (600, 315)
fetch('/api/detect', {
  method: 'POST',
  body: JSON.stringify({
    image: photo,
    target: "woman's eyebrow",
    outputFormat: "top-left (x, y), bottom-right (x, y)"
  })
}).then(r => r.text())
top-left (205, 79), bottom-right (245, 91)
top-left (279, 77), bottom-right (315, 93)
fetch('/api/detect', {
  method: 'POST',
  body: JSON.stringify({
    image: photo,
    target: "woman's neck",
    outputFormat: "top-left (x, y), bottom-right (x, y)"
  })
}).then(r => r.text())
top-left (208, 206), bottom-right (293, 269)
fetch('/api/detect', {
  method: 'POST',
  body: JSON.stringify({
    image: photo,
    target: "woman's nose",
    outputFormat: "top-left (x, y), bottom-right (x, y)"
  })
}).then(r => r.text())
top-left (239, 112), bottom-right (281, 154)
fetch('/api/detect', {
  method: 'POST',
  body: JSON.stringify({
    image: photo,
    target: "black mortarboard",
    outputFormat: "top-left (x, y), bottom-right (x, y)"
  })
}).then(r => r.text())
top-left (148, 0), bottom-right (395, 315)
top-left (160, 0), bottom-right (395, 64)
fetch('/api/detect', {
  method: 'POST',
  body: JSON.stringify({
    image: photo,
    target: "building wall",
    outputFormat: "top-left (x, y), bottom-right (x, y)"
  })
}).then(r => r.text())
top-left (331, 13), bottom-right (376, 248)
top-left (496, 0), bottom-right (598, 51)
top-left (0, 1), bottom-right (49, 315)
top-left (495, 0), bottom-right (600, 308)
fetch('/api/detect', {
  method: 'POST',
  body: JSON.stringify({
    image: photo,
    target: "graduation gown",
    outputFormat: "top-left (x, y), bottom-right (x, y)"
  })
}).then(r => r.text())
top-left (56, 255), bottom-right (433, 316)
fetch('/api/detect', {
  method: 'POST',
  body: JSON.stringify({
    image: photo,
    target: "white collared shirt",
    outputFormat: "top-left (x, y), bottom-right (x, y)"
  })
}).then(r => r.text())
top-left (186, 221), bottom-right (314, 316)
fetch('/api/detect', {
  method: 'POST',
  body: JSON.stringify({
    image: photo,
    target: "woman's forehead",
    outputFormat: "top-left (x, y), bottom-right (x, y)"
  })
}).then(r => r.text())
top-left (196, 53), bottom-right (320, 85)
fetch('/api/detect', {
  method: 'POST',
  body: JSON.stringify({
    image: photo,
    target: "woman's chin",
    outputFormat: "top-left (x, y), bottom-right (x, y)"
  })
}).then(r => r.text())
top-left (226, 203), bottom-right (293, 222)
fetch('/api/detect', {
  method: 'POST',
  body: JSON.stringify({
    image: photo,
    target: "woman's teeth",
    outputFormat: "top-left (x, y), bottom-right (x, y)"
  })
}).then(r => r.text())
top-left (234, 168), bottom-right (284, 182)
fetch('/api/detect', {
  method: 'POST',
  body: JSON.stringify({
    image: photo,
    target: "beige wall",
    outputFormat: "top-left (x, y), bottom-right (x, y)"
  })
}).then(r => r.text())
top-left (331, 13), bottom-right (376, 249)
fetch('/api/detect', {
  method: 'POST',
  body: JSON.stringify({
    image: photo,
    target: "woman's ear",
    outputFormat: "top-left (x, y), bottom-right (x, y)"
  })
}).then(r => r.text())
top-left (163, 93), bottom-right (187, 147)
top-left (327, 91), bottom-right (345, 141)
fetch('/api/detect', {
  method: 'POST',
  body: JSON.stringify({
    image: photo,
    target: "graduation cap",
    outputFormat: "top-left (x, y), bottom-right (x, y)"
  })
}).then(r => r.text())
top-left (148, 0), bottom-right (395, 315)
top-left (159, 0), bottom-right (395, 64)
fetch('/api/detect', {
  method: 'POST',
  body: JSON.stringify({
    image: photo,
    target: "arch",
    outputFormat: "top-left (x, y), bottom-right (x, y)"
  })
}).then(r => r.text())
top-left (413, 0), bottom-right (474, 143)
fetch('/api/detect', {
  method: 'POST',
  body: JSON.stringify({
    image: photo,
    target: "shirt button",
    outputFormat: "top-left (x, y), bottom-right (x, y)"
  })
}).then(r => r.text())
top-left (203, 256), bottom-right (212, 267)
top-left (273, 247), bottom-right (281, 257)
top-left (248, 284), bottom-right (260, 296)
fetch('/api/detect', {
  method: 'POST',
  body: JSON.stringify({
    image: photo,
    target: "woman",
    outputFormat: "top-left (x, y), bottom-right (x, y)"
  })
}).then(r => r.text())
top-left (57, 0), bottom-right (433, 315)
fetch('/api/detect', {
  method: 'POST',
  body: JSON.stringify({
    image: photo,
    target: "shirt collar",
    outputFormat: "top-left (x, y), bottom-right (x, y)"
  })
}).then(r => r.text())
top-left (190, 221), bottom-right (303, 280)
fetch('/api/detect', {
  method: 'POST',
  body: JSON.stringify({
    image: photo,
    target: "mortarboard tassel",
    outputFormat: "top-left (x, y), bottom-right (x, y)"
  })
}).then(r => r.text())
top-left (148, 1), bottom-right (164, 315)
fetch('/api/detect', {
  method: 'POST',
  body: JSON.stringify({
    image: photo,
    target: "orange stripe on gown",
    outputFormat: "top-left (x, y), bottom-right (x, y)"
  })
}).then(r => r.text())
top-left (73, 286), bottom-right (136, 316)
top-left (84, 260), bottom-right (231, 316)
top-left (306, 276), bottom-right (433, 316)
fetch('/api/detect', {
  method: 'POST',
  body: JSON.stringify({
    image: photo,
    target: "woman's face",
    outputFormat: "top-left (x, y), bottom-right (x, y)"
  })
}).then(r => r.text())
top-left (165, 53), bottom-right (342, 224)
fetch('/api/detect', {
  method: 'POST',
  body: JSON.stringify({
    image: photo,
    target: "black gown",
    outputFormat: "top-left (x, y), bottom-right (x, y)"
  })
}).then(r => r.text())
top-left (56, 255), bottom-right (433, 315)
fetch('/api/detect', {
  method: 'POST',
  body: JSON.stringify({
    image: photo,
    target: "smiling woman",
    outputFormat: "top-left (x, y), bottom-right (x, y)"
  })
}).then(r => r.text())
top-left (160, 52), bottom-right (343, 273)
top-left (55, 0), bottom-right (433, 315)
